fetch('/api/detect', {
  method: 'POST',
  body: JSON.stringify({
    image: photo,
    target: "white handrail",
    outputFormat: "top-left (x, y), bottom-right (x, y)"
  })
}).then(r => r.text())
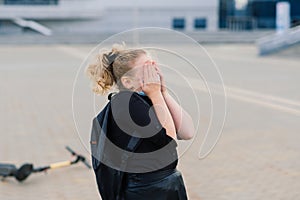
top-left (12, 17), bottom-right (52, 36)
top-left (257, 25), bottom-right (300, 55)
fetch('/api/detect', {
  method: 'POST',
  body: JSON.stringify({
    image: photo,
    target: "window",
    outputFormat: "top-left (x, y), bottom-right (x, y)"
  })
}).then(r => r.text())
top-left (172, 18), bottom-right (185, 29)
top-left (194, 18), bottom-right (207, 29)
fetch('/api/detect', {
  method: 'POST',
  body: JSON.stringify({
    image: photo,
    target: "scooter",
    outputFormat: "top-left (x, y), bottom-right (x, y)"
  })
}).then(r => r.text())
top-left (0, 146), bottom-right (91, 182)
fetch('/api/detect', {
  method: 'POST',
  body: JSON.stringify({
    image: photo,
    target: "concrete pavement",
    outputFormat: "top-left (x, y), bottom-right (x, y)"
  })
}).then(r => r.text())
top-left (0, 44), bottom-right (299, 199)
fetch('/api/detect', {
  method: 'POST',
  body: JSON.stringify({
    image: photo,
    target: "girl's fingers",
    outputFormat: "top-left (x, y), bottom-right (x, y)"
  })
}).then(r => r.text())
top-left (150, 65), bottom-right (158, 82)
top-left (152, 62), bottom-right (162, 77)
top-left (153, 64), bottom-right (162, 80)
top-left (143, 64), bottom-right (148, 85)
top-left (145, 64), bottom-right (153, 83)
top-left (143, 61), bottom-right (161, 87)
top-left (149, 65), bottom-right (154, 78)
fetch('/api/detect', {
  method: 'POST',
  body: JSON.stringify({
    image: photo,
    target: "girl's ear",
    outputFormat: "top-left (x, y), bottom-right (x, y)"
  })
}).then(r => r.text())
top-left (121, 76), bottom-right (133, 89)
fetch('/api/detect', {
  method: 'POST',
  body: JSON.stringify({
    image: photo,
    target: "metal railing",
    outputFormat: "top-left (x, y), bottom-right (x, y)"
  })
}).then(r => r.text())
top-left (227, 16), bottom-right (257, 31)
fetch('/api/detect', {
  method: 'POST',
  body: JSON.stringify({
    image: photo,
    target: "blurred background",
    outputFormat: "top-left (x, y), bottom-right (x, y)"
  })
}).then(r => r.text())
top-left (0, 0), bottom-right (299, 44)
top-left (0, 0), bottom-right (299, 199)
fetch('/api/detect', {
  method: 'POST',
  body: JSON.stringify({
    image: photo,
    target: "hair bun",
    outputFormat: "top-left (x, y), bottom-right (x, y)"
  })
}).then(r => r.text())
top-left (111, 42), bottom-right (126, 54)
top-left (85, 42), bottom-right (146, 95)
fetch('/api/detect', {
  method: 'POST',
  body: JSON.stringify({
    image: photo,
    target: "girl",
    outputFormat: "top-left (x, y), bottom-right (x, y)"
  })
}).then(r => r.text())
top-left (86, 44), bottom-right (194, 200)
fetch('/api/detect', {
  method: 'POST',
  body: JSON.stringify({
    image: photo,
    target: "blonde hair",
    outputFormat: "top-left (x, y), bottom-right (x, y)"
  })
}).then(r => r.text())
top-left (85, 43), bottom-right (146, 95)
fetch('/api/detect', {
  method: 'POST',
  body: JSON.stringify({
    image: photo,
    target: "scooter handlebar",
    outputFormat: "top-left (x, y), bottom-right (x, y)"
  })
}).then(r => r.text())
top-left (65, 146), bottom-right (91, 169)
top-left (82, 159), bottom-right (92, 169)
top-left (65, 146), bottom-right (76, 156)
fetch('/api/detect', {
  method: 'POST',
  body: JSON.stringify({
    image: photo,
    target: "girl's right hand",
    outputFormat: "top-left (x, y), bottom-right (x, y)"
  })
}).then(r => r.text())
top-left (142, 61), bottom-right (161, 98)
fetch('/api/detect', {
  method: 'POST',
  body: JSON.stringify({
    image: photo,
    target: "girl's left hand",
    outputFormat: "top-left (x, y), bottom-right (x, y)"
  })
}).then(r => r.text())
top-left (152, 61), bottom-right (167, 94)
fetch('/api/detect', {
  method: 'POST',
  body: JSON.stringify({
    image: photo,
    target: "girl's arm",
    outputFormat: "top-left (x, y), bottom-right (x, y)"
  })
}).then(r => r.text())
top-left (142, 63), bottom-right (177, 140)
top-left (162, 91), bottom-right (195, 140)
top-left (148, 92), bottom-right (177, 140)
top-left (154, 63), bottom-right (195, 140)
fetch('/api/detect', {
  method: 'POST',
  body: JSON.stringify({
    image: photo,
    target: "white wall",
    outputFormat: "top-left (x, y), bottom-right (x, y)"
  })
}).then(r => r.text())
top-left (99, 0), bottom-right (217, 8)
top-left (0, 0), bottom-right (219, 33)
top-left (97, 0), bottom-right (218, 32)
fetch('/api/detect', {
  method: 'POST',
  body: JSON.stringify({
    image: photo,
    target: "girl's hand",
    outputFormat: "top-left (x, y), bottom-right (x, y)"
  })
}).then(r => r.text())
top-left (153, 62), bottom-right (167, 94)
top-left (142, 61), bottom-right (161, 98)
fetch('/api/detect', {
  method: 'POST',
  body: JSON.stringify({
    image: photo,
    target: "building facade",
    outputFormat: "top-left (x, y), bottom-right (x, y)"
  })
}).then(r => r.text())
top-left (219, 0), bottom-right (300, 30)
top-left (0, 0), bottom-right (299, 35)
top-left (0, 0), bottom-right (219, 34)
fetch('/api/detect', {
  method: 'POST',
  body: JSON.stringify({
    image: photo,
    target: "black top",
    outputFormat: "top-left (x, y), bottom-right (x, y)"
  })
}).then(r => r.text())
top-left (106, 90), bottom-right (178, 173)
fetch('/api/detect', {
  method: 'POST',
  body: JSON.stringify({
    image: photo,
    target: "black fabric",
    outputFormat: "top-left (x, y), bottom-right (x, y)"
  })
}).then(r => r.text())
top-left (107, 91), bottom-right (178, 172)
top-left (91, 100), bottom-right (143, 200)
top-left (124, 169), bottom-right (188, 200)
top-left (91, 91), bottom-right (184, 200)
top-left (91, 101), bottom-right (122, 200)
top-left (94, 162), bottom-right (124, 200)
top-left (125, 168), bottom-right (176, 184)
